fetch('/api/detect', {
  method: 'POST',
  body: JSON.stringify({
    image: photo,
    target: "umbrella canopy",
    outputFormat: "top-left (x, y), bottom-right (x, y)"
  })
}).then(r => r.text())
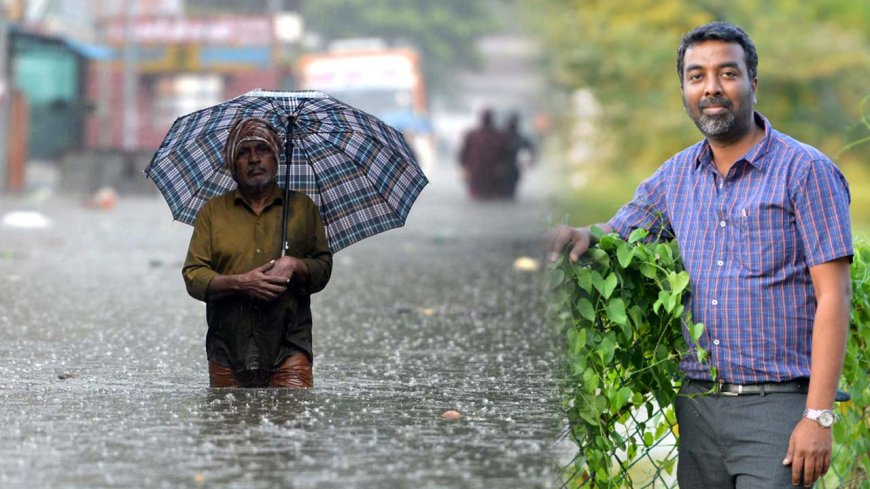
top-left (145, 89), bottom-right (428, 252)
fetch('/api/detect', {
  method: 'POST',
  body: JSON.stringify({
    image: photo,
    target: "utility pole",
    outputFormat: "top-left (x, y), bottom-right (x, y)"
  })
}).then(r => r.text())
top-left (122, 1), bottom-right (138, 153)
top-left (0, 10), bottom-right (11, 191)
top-left (96, 0), bottom-right (111, 148)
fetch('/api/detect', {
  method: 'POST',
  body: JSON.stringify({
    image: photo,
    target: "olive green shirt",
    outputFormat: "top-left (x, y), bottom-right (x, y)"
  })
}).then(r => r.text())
top-left (182, 186), bottom-right (332, 372)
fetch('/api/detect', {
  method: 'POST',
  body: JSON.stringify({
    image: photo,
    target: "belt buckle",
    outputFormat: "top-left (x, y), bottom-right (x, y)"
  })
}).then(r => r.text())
top-left (718, 380), bottom-right (740, 396)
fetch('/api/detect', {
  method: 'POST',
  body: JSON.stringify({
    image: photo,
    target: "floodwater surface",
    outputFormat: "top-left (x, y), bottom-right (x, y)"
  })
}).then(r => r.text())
top-left (0, 168), bottom-right (561, 488)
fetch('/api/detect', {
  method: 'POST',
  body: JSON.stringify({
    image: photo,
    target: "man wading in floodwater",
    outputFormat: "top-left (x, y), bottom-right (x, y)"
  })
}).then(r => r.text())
top-left (183, 117), bottom-right (333, 388)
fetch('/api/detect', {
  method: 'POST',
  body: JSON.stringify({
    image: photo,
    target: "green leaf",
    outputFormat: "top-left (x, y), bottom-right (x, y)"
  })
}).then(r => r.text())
top-left (613, 386), bottom-right (632, 411)
top-left (696, 347), bottom-right (708, 364)
top-left (576, 328), bottom-right (587, 349)
top-left (589, 248), bottom-right (610, 268)
top-left (617, 243), bottom-right (636, 269)
top-left (628, 305), bottom-right (643, 329)
top-left (547, 268), bottom-right (565, 288)
top-left (656, 243), bottom-right (673, 265)
top-left (589, 225), bottom-right (606, 240)
top-left (628, 228), bottom-right (649, 244)
top-left (567, 327), bottom-right (579, 354)
top-left (689, 322), bottom-right (704, 343)
top-left (575, 267), bottom-right (593, 293)
top-left (668, 271), bottom-right (690, 296)
top-left (620, 315), bottom-right (633, 342)
top-left (640, 263), bottom-right (657, 279)
top-left (654, 290), bottom-right (670, 314)
top-left (600, 334), bottom-right (616, 364)
top-left (578, 298), bottom-right (596, 322)
top-left (595, 273), bottom-right (617, 299)
top-left (590, 270), bottom-right (605, 296)
top-left (605, 298), bottom-right (628, 325)
top-left (666, 290), bottom-right (678, 313)
top-left (599, 234), bottom-right (618, 251)
top-left (583, 367), bottom-right (600, 393)
top-left (576, 267), bottom-right (592, 294)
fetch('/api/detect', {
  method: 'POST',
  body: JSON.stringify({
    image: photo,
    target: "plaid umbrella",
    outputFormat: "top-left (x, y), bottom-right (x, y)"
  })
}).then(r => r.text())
top-left (144, 89), bottom-right (428, 252)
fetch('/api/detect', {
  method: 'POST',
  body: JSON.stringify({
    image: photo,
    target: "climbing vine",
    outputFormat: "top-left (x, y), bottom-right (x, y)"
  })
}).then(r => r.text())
top-left (547, 227), bottom-right (703, 487)
top-left (549, 229), bottom-right (870, 488)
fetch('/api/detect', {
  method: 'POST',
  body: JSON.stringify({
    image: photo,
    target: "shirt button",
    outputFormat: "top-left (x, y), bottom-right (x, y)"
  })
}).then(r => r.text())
top-left (711, 299), bottom-right (718, 305)
top-left (719, 220), bottom-right (726, 227)
top-left (717, 260), bottom-right (724, 266)
top-left (713, 339), bottom-right (720, 346)
top-left (256, 248), bottom-right (261, 254)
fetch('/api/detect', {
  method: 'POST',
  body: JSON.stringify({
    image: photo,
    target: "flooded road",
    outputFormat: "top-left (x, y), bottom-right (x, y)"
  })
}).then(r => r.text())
top-left (0, 164), bottom-right (561, 488)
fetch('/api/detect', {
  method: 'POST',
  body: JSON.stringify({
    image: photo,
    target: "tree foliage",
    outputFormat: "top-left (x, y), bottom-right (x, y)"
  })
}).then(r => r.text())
top-left (523, 0), bottom-right (870, 174)
top-left (303, 0), bottom-right (497, 94)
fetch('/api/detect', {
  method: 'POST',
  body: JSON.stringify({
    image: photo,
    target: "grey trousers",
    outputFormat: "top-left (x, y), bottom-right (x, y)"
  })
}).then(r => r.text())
top-left (675, 380), bottom-right (808, 489)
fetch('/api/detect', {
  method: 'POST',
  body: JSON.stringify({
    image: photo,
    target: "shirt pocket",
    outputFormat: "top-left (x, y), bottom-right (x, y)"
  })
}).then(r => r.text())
top-left (736, 205), bottom-right (795, 277)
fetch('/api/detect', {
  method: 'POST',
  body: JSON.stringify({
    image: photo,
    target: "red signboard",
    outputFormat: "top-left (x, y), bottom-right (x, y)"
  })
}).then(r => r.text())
top-left (105, 16), bottom-right (274, 46)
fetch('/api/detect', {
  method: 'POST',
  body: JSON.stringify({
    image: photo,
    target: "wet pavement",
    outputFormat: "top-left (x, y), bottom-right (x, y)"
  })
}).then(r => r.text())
top-left (0, 163), bottom-right (562, 488)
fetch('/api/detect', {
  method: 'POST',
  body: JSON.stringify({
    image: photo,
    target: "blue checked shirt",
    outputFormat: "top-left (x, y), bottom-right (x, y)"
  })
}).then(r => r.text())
top-left (609, 113), bottom-right (852, 384)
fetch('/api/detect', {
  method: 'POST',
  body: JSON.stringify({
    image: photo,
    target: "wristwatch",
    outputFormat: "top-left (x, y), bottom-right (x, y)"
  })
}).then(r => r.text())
top-left (804, 408), bottom-right (836, 428)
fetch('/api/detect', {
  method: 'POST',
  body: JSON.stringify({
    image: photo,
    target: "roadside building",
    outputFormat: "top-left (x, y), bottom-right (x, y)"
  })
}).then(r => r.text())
top-left (89, 13), bottom-right (301, 152)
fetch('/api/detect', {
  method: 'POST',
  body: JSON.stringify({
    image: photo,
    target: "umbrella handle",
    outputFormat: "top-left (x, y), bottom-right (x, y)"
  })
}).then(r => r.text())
top-left (280, 118), bottom-right (296, 257)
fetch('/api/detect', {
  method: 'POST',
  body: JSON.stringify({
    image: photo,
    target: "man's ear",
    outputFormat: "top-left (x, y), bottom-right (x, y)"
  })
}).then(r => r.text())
top-left (752, 78), bottom-right (758, 105)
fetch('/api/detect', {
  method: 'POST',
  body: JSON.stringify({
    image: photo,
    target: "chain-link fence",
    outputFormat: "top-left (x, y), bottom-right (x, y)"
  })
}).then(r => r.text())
top-left (555, 392), bottom-right (866, 488)
top-left (556, 394), bottom-right (678, 488)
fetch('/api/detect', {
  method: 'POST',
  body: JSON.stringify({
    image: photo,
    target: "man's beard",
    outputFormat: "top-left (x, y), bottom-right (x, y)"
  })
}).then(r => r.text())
top-left (250, 175), bottom-right (277, 192)
top-left (687, 94), bottom-right (754, 141)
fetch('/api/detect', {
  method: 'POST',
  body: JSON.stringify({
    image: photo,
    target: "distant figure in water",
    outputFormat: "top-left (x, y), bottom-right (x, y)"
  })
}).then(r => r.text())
top-left (182, 117), bottom-right (333, 388)
top-left (501, 112), bottom-right (537, 200)
top-left (458, 108), bottom-right (511, 200)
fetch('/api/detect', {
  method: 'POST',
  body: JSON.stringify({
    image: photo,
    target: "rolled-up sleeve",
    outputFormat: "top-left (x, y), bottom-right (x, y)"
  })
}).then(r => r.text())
top-left (182, 203), bottom-right (219, 302)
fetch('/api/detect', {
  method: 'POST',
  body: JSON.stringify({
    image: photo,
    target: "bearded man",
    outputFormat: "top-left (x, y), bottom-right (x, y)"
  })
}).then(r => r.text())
top-left (548, 22), bottom-right (852, 488)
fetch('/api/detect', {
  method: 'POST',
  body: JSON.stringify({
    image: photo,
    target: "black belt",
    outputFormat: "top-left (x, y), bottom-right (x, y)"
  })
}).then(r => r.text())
top-left (691, 378), bottom-right (809, 396)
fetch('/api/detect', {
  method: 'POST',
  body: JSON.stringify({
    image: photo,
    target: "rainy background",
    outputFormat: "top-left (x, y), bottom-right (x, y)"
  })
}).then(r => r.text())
top-left (1, 1), bottom-right (868, 488)
top-left (0, 1), bottom-right (562, 488)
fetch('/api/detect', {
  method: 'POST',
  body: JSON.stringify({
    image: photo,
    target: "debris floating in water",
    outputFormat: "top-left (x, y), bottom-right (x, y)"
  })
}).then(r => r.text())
top-left (418, 307), bottom-right (437, 317)
top-left (83, 187), bottom-right (118, 210)
top-left (441, 410), bottom-right (462, 420)
top-left (57, 371), bottom-right (78, 380)
top-left (1, 211), bottom-right (51, 229)
top-left (513, 256), bottom-right (540, 272)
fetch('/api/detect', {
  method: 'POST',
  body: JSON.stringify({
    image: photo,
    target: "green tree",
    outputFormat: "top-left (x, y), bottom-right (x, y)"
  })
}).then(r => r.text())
top-left (524, 0), bottom-right (870, 175)
top-left (303, 0), bottom-right (497, 94)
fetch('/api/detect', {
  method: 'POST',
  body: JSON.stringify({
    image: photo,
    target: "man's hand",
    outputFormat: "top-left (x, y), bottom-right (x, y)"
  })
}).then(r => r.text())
top-left (266, 256), bottom-right (310, 288)
top-left (783, 418), bottom-right (833, 487)
top-left (546, 225), bottom-right (592, 263)
top-left (237, 260), bottom-right (289, 301)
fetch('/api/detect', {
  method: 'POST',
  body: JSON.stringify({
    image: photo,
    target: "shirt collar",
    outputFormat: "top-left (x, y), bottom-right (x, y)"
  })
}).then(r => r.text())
top-left (231, 184), bottom-right (284, 211)
top-left (693, 111), bottom-right (773, 171)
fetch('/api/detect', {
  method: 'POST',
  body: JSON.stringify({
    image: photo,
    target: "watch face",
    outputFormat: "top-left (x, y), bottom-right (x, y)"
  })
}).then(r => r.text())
top-left (818, 411), bottom-right (835, 427)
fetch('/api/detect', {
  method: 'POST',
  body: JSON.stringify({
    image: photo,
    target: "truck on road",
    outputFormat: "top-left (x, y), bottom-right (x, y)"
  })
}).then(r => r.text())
top-left (298, 40), bottom-right (435, 174)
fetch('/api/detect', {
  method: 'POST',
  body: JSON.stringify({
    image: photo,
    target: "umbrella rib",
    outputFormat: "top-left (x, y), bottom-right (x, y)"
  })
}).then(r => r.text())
top-left (297, 143), bottom-right (330, 243)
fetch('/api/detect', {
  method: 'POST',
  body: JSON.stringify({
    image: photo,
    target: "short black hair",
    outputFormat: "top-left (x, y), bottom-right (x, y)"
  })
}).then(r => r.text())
top-left (677, 22), bottom-right (758, 85)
